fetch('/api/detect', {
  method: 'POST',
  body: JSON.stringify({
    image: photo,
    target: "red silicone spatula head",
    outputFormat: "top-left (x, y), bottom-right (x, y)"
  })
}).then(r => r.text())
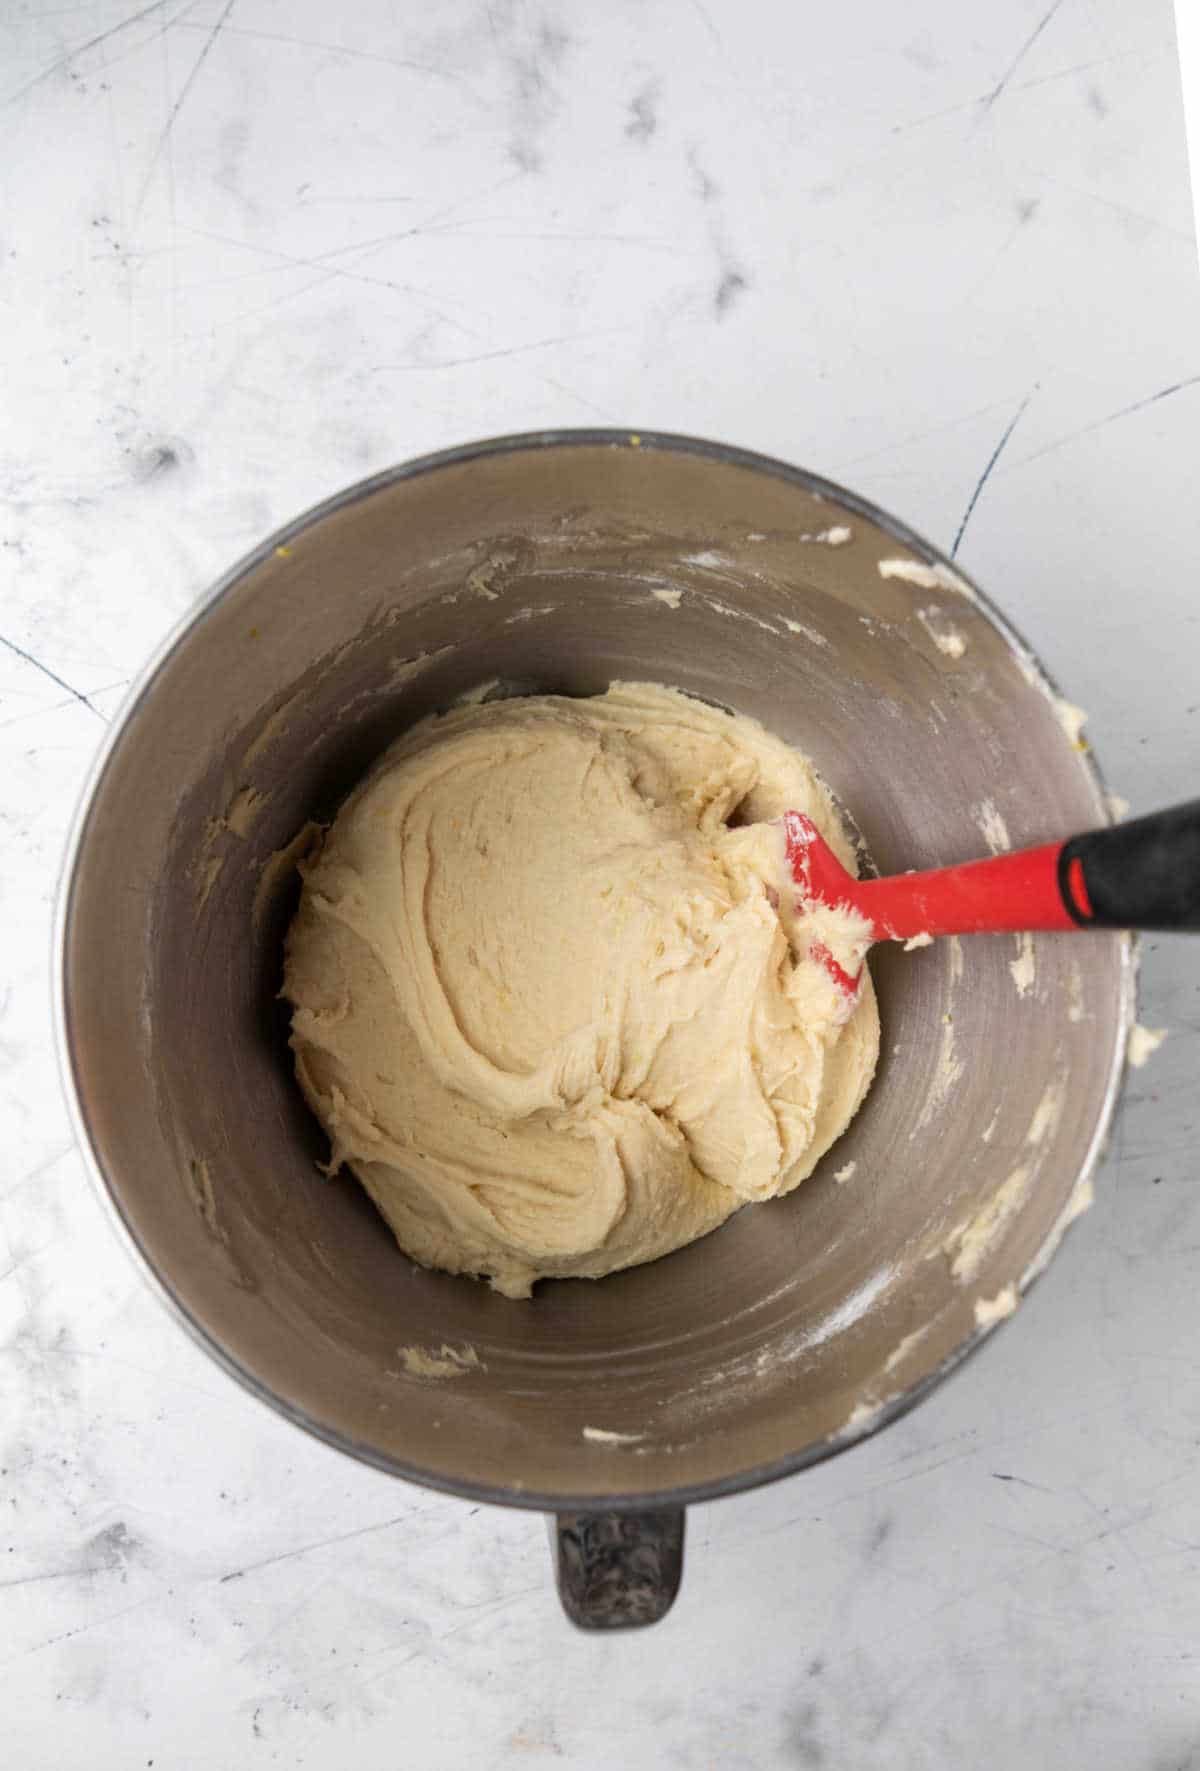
top-left (781, 810), bottom-right (875, 1008)
top-left (783, 794), bottom-right (1200, 1012)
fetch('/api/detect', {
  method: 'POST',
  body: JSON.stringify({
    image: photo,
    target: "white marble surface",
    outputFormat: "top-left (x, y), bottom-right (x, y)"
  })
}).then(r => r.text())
top-left (2, 0), bottom-right (1198, 1764)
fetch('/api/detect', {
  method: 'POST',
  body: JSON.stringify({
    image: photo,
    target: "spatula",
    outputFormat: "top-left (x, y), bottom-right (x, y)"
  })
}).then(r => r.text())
top-left (783, 798), bottom-right (1200, 1011)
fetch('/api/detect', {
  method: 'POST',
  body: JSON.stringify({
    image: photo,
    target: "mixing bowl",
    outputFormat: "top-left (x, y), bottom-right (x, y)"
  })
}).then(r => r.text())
top-left (57, 431), bottom-right (1132, 1627)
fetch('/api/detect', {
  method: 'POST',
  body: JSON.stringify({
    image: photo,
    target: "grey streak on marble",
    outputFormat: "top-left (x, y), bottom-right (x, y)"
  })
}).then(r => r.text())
top-left (980, 0), bottom-right (1070, 112)
top-left (625, 81), bottom-right (660, 144)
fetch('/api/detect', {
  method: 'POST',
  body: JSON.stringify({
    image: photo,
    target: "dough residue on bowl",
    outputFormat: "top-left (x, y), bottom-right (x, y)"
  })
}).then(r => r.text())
top-left (283, 683), bottom-right (880, 1297)
top-left (396, 1342), bottom-right (483, 1379)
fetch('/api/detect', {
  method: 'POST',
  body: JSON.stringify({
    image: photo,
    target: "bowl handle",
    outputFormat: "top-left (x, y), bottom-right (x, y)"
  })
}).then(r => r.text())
top-left (550, 1508), bottom-right (685, 1628)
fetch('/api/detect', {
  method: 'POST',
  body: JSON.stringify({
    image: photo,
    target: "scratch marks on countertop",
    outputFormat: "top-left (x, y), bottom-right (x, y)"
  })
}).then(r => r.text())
top-left (0, 633), bottom-right (107, 721)
top-left (687, 0), bottom-right (722, 47)
top-left (373, 326), bottom-right (627, 372)
top-left (1007, 373), bottom-right (1200, 472)
top-left (1028, 174), bottom-right (1195, 243)
top-left (891, 46), bottom-right (1159, 137)
top-left (951, 387), bottom-right (1036, 556)
top-left (176, 217), bottom-right (484, 335)
top-left (171, 18), bottom-right (490, 102)
top-left (0, 1248), bottom-right (44, 1287)
top-left (0, 1593), bottom-right (160, 1672)
top-left (0, 1522), bottom-right (149, 1613)
top-left (5, 0), bottom-right (183, 104)
top-left (956, 200), bottom-right (1042, 310)
top-left (219, 1513), bottom-right (411, 1584)
top-left (832, 394), bottom-right (1022, 474)
top-left (137, 0), bottom-right (236, 205)
top-left (980, 0), bottom-right (1069, 113)
top-left (3, 1142), bottom-right (77, 1198)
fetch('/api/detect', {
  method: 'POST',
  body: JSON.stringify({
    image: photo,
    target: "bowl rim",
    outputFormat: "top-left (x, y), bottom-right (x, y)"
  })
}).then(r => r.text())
top-left (53, 426), bottom-right (1136, 1513)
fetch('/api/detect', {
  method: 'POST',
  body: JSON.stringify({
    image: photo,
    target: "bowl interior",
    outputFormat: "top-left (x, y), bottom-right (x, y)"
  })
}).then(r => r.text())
top-left (61, 436), bottom-right (1128, 1506)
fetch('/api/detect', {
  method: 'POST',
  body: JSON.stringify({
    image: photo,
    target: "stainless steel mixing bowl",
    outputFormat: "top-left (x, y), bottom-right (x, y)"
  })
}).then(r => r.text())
top-left (57, 431), bottom-right (1132, 1627)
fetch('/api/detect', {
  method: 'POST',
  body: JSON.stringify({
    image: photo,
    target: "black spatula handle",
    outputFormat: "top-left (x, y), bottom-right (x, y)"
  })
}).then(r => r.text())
top-left (1060, 798), bottom-right (1200, 931)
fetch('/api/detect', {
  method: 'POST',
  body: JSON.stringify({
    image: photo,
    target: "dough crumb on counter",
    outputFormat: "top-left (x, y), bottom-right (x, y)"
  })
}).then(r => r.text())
top-left (1127, 1023), bottom-right (1167, 1068)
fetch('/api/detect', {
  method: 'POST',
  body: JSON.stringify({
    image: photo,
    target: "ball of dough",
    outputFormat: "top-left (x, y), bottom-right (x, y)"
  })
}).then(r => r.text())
top-left (283, 683), bottom-right (878, 1297)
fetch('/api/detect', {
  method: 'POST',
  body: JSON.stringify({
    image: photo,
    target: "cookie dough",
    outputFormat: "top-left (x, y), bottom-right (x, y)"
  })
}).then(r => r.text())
top-left (283, 683), bottom-right (879, 1297)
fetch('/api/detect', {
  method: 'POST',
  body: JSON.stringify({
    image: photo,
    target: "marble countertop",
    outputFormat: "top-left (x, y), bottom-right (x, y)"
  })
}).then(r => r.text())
top-left (3, 1), bottom-right (1198, 1764)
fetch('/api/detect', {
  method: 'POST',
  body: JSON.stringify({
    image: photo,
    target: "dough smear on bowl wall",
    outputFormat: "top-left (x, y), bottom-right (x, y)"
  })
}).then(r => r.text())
top-left (283, 681), bottom-right (879, 1297)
